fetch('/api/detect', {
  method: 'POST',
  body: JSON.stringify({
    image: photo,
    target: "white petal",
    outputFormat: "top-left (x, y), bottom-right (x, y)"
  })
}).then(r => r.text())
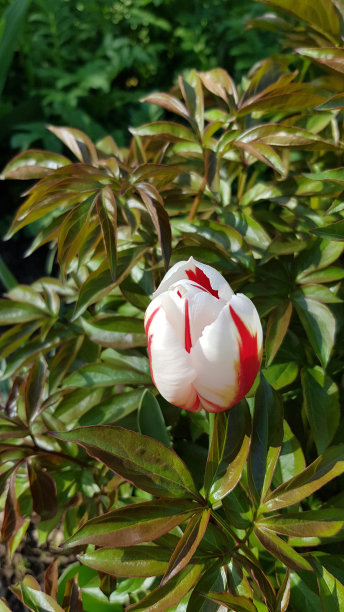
top-left (191, 305), bottom-right (240, 411)
top-left (146, 303), bottom-right (200, 411)
top-left (154, 257), bottom-right (233, 301)
top-left (161, 280), bottom-right (225, 348)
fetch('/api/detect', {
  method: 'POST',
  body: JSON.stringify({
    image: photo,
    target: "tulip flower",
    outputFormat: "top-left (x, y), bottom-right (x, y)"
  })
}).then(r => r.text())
top-left (144, 257), bottom-right (263, 413)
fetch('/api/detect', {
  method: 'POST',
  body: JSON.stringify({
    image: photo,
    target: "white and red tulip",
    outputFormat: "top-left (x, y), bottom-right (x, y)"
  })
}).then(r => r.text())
top-left (144, 257), bottom-right (263, 413)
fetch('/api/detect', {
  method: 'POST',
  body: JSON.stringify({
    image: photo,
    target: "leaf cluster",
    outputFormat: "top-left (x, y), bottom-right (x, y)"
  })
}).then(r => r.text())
top-left (1, 0), bottom-right (344, 610)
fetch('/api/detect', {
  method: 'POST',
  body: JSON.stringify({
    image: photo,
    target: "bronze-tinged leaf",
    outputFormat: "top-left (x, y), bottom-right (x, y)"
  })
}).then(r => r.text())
top-left (161, 509), bottom-right (210, 585)
top-left (265, 301), bottom-right (293, 365)
top-left (44, 561), bottom-right (58, 599)
top-left (126, 563), bottom-right (204, 611)
top-left (259, 0), bottom-right (341, 45)
top-left (62, 577), bottom-right (83, 612)
top-left (141, 93), bottom-right (190, 121)
top-left (236, 553), bottom-right (275, 610)
top-left (1, 470), bottom-right (23, 545)
top-left (28, 461), bottom-right (58, 521)
top-left (206, 591), bottom-right (257, 612)
top-left (96, 186), bottom-right (117, 280)
top-left (258, 508), bottom-right (344, 539)
top-left (179, 70), bottom-right (204, 134)
top-left (21, 583), bottom-right (65, 612)
top-left (255, 526), bottom-right (312, 572)
top-left (53, 426), bottom-right (200, 500)
top-left (199, 68), bottom-right (238, 107)
top-left (48, 125), bottom-right (98, 164)
top-left (275, 570), bottom-right (290, 612)
top-left (1, 149), bottom-right (71, 180)
top-left (24, 357), bottom-right (47, 423)
top-left (64, 499), bottom-right (200, 548)
top-left (297, 47), bottom-right (344, 74)
top-left (137, 184), bottom-right (171, 269)
top-left (235, 141), bottom-right (285, 176)
top-left (262, 444), bottom-right (344, 512)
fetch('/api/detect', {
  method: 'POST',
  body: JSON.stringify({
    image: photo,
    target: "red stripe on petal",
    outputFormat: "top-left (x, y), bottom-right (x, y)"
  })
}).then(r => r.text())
top-left (144, 306), bottom-right (160, 336)
top-left (198, 393), bottom-right (231, 413)
top-left (179, 394), bottom-right (201, 412)
top-left (147, 334), bottom-right (156, 386)
top-left (184, 298), bottom-right (192, 353)
top-left (185, 266), bottom-right (219, 299)
top-left (145, 306), bottom-right (160, 386)
top-left (229, 305), bottom-right (261, 404)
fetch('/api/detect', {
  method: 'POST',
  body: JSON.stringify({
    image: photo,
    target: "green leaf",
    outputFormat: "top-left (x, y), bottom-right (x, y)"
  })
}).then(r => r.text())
top-left (273, 421), bottom-right (306, 487)
top-left (0, 300), bottom-right (44, 325)
top-left (311, 220), bottom-right (344, 241)
top-left (21, 582), bottom-right (64, 612)
top-left (138, 390), bottom-right (170, 447)
top-left (79, 389), bottom-right (142, 426)
top-left (79, 545), bottom-right (171, 577)
top-left (295, 239), bottom-right (344, 281)
top-left (275, 570), bottom-right (290, 612)
top-left (310, 556), bottom-right (344, 612)
top-left (73, 246), bottom-right (147, 319)
top-left (247, 375), bottom-right (283, 505)
top-left (127, 563), bottom-right (204, 611)
top-left (175, 220), bottom-right (252, 270)
top-left (64, 498), bottom-right (199, 548)
top-left (294, 297), bottom-right (335, 367)
top-left (81, 315), bottom-right (146, 348)
top-left (161, 509), bottom-right (210, 584)
top-left (62, 362), bottom-right (150, 389)
top-left (259, 508), bottom-right (344, 539)
top-left (302, 367), bottom-right (340, 454)
top-left (187, 563), bottom-right (226, 611)
top-left (262, 444), bottom-right (344, 512)
top-left (0, 0), bottom-right (31, 96)
top-left (52, 426), bottom-right (200, 499)
top-left (206, 591), bottom-right (257, 612)
top-left (130, 121), bottom-right (196, 142)
top-left (265, 301), bottom-right (293, 365)
top-left (262, 362), bottom-right (298, 390)
top-left (96, 186), bottom-right (117, 280)
top-left (204, 401), bottom-right (251, 503)
top-left (0, 256), bottom-right (17, 291)
top-left (254, 527), bottom-right (312, 572)
top-left (179, 70), bottom-right (204, 133)
top-left (289, 571), bottom-right (322, 612)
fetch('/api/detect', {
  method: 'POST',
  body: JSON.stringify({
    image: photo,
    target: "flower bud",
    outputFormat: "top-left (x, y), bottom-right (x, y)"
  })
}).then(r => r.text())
top-left (144, 257), bottom-right (262, 413)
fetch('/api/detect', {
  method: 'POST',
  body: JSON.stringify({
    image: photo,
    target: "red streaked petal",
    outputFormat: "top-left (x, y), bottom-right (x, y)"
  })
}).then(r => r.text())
top-left (229, 304), bottom-right (261, 404)
top-left (184, 298), bottom-right (192, 353)
top-left (185, 266), bottom-right (219, 299)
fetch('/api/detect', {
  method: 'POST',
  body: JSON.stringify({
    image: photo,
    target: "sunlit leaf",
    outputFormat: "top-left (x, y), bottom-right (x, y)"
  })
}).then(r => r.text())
top-left (52, 426), bottom-right (200, 499)
top-left (302, 367), bottom-right (340, 454)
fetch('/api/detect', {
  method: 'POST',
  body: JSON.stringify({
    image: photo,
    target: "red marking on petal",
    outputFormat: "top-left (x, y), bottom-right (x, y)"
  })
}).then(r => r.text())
top-left (184, 298), bottom-right (192, 353)
top-left (177, 290), bottom-right (182, 298)
top-left (230, 305), bottom-right (261, 404)
top-left (197, 393), bottom-right (230, 413)
top-left (185, 266), bottom-right (219, 299)
top-left (179, 394), bottom-right (200, 412)
top-left (145, 306), bottom-right (160, 387)
top-left (144, 306), bottom-right (160, 336)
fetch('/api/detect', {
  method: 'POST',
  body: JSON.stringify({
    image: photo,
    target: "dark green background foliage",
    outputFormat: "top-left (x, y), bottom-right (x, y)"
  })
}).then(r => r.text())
top-left (1, 0), bottom-right (344, 611)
